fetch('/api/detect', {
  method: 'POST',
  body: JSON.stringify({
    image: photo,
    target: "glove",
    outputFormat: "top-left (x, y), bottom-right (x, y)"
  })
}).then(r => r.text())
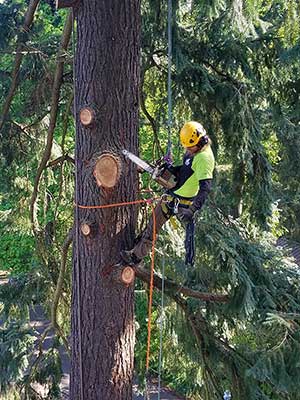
top-left (178, 206), bottom-right (197, 223)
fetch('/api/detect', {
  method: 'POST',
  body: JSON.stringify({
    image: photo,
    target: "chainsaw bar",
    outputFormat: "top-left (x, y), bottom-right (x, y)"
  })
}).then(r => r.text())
top-left (122, 149), bottom-right (177, 189)
top-left (122, 150), bottom-right (154, 175)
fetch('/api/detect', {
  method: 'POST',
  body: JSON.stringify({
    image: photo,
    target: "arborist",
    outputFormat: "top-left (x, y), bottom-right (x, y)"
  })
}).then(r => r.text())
top-left (121, 121), bottom-right (215, 266)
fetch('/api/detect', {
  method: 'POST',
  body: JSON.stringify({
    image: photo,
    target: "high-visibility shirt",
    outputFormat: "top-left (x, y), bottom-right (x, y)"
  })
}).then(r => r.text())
top-left (173, 145), bottom-right (215, 199)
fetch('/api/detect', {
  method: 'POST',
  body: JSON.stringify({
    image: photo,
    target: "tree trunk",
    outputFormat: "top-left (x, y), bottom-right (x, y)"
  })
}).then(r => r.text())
top-left (70, 1), bottom-right (141, 399)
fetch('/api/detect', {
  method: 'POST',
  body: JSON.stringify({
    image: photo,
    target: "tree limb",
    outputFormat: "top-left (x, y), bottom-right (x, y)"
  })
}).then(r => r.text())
top-left (134, 264), bottom-right (229, 303)
top-left (51, 228), bottom-right (73, 356)
top-left (29, 11), bottom-right (73, 232)
top-left (0, 0), bottom-right (40, 131)
top-left (140, 60), bottom-right (163, 159)
top-left (46, 154), bottom-right (74, 168)
top-left (24, 111), bottom-right (50, 129)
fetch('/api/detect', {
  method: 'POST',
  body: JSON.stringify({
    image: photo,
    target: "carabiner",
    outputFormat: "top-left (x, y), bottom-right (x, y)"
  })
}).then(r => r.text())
top-left (173, 198), bottom-right (180, 214)
top-left (161, 193), bottom-right (169, 203)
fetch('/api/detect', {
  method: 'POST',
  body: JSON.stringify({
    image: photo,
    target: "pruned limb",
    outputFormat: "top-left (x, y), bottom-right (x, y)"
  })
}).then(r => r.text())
top-left (111, 265), bottom-right (135, 286)
top-left (93, 153), bottom-right (121, 189)
top-left (79, 106), bottom-right (95, 126)
top-left (80, 221), bottom-right (98, 237)
top-left (134, 264), bottom-right (229, 303)
top-left (29, 11), bottom-right (73, 232)
top-left (0, 0), bottom-right (40, 131)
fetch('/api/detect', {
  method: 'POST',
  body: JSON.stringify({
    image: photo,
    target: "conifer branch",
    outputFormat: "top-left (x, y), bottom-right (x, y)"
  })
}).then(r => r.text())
top-left (0, 0), bottom-right (40, 131)
top-left (26, 229), bottom-right (73, 384)
top-left (134, 264), bottom-right (229, 303)
top-left (29, 11), bottom-right (73, 233)
top-left (46, 154), bottom-right (75, 168)
top-left (47, 93), bottom-right (75, 168)
top-left (9, 120), bottom-right (36, 140)
top-left (24, 111), bottom-right (51, 129)
top-left (25, 325), bottom-right (52, 386)
top-left (50, 228), bottom-right (73, 356)
top-left (140, 61), bottom-right (163, 158)
top-left (204, 61), bottom-right (243, 89)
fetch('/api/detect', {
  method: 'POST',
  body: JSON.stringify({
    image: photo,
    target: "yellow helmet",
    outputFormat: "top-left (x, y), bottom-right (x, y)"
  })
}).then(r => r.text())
top-left (180, 121), bottom-right (206, 147)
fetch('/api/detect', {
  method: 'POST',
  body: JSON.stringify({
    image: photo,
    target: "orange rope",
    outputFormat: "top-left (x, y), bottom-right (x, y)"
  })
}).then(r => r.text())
top-left (146, 204), bottom-right (156, 371)
top-left (77, 198), bottom-right (154, 209)
top-left (76, 197), bottom-right (157, 373)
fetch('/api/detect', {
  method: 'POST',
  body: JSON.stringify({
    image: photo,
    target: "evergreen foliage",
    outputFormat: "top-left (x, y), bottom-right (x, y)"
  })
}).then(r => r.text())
top-left (0, 0), bottom-right (300, 398)
top-left (0, 322), bottom-right (35, 393)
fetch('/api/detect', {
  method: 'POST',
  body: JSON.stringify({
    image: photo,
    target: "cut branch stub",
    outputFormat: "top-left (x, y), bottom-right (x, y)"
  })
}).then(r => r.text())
top-left (81, 223), bottom-right (90, 236)
top-left (80, 222), bottom-right (97, 237)
top-left (121, 266), bottom-right (135, 285)
top-left (112, 265), bottom-right (135, 286)
top-left (79, 106), bottom-right (95, 127)
top-left (93, 153), bottom-right (121, 188)
top-left (56, 0), bottom-right (80, 9)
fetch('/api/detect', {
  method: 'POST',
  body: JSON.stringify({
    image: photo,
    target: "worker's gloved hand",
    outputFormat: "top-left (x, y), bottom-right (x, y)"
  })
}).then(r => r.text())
top-left (178, 206), bottom-right (197, 223)
top-left (157, 161), bottom-right (171, 176)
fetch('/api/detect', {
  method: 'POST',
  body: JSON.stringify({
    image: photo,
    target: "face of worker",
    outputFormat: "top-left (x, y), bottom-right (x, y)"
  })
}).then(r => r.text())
top-left (185, 145), bottom-right (199, 155)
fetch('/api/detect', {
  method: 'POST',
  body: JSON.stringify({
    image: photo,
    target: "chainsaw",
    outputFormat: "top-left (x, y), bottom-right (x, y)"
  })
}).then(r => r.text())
top-left (122, 149), bottom-right (177, 189)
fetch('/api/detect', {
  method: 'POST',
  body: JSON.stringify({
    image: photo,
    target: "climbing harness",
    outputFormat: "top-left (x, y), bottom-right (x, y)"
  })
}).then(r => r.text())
top-left (161, 193), bottom-right (196, 267)
top-left (161, 194), bottom-right (180, 217)
top-left (161, 193), bottom-right (193, 208)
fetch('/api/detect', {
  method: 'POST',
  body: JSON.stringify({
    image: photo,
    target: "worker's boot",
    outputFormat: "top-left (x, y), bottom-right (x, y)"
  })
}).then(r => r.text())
top-left (120, 249), bottom-right (142, 265)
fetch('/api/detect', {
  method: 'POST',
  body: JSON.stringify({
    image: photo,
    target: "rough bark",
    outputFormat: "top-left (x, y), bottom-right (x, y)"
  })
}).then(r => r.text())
top-left (70, 1), bottom-right (141, 400)
top-left (56, 0), bottom-right (80, 8)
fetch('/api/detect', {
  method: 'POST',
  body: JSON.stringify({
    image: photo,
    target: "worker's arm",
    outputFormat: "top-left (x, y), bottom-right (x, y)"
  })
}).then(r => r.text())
top-left (166, 164), bottom-right (181, 178)
top-left (178, 179), bottom-right (212, 223)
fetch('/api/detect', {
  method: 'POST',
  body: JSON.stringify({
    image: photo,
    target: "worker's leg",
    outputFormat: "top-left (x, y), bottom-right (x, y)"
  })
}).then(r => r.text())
top-left (128, 201), bottom-right (170, 261)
